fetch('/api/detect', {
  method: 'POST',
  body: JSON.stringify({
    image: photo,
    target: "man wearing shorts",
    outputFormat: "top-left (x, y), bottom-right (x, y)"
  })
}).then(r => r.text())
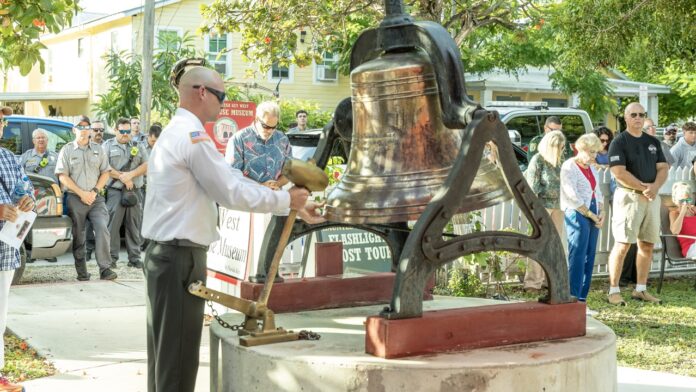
top-left (607, 102), bottom-right (668, 305)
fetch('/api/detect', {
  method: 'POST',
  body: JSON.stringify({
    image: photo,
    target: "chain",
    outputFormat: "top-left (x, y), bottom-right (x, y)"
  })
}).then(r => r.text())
top-left (207, 301), bottom-right (245, 331)
top-left (206, 301), bottom-right (320, 340)
top-left (298, 330), bottom-right (321, 340)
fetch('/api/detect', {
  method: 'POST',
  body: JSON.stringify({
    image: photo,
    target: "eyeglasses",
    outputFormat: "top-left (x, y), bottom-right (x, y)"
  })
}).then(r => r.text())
top-left (192, 85), bottom-right (226, 103)
top-left (257, 118), bottom-right (277, 130)
top-left (75, 125), bottom-right (91, 130)
top-left (629, 112), bottom-right (647, 118)
top-left (665, 130), bottom-right (677, 134)
top-left (92, 128), bottom-right (105, 133)
top-left (679, 198), bottom-right (694, 205)
top-left (600, 138), bottom-right (610, 143)
top-left (118, 129), bottom-right (132, 135)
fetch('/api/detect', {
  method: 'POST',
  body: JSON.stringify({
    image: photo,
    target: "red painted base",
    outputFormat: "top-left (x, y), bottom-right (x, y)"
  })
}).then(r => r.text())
top-left (365, 301), bottom-right (586, 359)
top-left (241, 272), bottom-right (434, 313)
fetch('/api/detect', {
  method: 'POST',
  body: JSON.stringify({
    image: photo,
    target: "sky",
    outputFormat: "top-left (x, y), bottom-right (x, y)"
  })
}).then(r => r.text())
top-left (78, 0), bottom-right (145, 14)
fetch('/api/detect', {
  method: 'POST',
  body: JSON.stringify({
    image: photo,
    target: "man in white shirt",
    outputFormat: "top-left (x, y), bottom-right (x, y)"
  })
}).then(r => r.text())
top-left (142, 66), bottom-right (323, 392)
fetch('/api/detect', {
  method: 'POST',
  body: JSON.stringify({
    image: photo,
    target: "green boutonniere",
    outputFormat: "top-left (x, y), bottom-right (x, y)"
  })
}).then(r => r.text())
top-left (130, 146), bottom-right (139, 156)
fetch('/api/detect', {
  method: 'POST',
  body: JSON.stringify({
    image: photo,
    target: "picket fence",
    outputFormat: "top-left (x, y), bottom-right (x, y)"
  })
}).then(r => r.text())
top-left (443, 166), bottom-right (696, 285)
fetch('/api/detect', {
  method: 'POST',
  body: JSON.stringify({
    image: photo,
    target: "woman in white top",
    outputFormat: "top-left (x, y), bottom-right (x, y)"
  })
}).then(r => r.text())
top-left (560, 133), bottom-right (605, 302)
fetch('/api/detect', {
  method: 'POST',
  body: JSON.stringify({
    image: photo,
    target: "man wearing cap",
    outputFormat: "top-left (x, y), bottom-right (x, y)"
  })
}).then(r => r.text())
top-left (643, 118), bottom-right (675, 166)
top-left (663, 123), bottom-right (678, 148)
top-left (103, 118), bottom-right (148, 269)
top-left (85, 119), bottom-right (106, 261)
top-left (142, 67), bottom-right (323, 392)
top-left (56, 115), bottom-right (118, 281)
top-left (0, 104), bottom-right (34, 392)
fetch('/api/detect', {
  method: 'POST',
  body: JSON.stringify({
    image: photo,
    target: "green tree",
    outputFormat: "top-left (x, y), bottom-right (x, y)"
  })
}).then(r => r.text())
top-left (0, 0), bottom-right (80, 89)
top-left (93, 32), bottom-right (198, 125)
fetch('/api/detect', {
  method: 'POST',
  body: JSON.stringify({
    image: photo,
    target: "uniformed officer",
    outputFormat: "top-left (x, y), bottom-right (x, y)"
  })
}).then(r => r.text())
top-left (142, 66), bottom-right (324, 392)
top-left (85, 119), bottom-right (106, 261)
top-left (130, 117), bottom-right (146, 144)
top-left (55, 115), bottom-right (117, 281)
top-left (103, 117), bottom-right (148, 268)
top-left (19, 128), bottom-right (58, 182)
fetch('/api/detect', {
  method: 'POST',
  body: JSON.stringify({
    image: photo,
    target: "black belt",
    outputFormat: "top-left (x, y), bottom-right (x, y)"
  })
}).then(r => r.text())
top-left (154, 239), bottom-right (208, 250)
top-left (617, 186), bottom-right (643, 195)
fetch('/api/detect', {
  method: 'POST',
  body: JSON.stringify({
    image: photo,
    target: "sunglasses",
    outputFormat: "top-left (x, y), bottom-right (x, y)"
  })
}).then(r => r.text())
top-left (629, 112), bottom-right (647, 118)
top-left (75, 125), bottom-right (91, 130)
top-left (679, 198), bottom-right (694, 205)
top-left (665, 130), bottom-right (677, 134)
top-left (600, 138), bottom-right (609, 143)
top-left (193, 85), bottom-right (226, 103)
top-left (92, 128), bottom-right (105, 133)
top-left (118, 129), bottom-right (132, 135)
top-left (257, 118), bottom-right (277, 130)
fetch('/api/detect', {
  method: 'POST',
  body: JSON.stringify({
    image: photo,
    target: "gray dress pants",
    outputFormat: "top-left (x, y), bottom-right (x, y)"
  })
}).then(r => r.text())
top-left (144, 242), bottom-right (207, 392)
top-left (106, 188), bottom-right (143, 263)
top-left (66, 193), bottom-right (111, 274)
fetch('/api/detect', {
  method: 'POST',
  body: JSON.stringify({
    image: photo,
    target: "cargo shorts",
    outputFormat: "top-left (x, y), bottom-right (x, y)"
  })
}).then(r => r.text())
top-left (611, 187), bottom-right (661, 244)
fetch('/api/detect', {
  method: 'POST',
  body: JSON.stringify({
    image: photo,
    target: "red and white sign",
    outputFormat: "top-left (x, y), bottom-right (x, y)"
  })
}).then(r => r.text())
top-left (204, 100), bottom-right (256, 155)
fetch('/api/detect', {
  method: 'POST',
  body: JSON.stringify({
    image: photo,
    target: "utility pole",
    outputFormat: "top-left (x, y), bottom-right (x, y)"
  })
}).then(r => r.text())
top-left (140, 0), bottom-right (155, 131)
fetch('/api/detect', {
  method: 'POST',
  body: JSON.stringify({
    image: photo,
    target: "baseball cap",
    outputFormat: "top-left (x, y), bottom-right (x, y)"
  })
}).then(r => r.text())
top-left (1, 106), bottom-right (13, 116)
top-left (74, 115), bottom-right (91, 126)
top-left (665, 123), bottom-right (678, 133)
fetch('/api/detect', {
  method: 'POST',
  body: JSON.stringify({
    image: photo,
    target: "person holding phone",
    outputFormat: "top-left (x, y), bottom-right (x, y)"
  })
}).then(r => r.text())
top-left (668, 182), bottom-right (696, 257)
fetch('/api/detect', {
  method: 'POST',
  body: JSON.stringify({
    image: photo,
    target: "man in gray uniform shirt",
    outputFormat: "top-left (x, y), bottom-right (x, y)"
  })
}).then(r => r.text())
top-left (103, 117), bottom-right (148, 268)
top-left (142, 66), bottom-right (324, 392)
top-left (20, 128), bottom-right (58, 181)
top-left (56, 116), bottom-right (118, 281)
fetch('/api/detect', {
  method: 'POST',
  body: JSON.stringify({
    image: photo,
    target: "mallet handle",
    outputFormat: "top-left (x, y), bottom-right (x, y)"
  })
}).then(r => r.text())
top-left (257, 209), bottom-right (298, 306)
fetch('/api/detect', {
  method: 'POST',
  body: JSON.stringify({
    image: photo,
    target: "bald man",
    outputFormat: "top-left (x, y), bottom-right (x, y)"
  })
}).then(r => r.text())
top-left (142, 67), bottom-right (324, 392)
top-left (606, 102), bottom-right (668, 306)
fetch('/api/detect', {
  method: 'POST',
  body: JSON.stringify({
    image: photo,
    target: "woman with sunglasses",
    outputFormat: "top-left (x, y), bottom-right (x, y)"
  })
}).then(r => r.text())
top-left (593, 126), bottom-right (613, 167)
top-left (668, 182), bottom-right (696, 258)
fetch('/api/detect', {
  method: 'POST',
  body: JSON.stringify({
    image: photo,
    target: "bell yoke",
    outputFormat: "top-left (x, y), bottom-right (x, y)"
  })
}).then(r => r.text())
top-left (192, 0), bottom-right (573, 346)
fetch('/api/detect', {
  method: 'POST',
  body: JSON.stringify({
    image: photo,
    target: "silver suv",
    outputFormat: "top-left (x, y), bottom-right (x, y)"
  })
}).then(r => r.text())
top-left (485, 101), bottom-right (594, 151)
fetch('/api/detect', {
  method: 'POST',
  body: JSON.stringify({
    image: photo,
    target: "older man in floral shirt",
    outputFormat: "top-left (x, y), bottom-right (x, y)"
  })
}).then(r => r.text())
top-left (226, 101), bottom-right (292, 190)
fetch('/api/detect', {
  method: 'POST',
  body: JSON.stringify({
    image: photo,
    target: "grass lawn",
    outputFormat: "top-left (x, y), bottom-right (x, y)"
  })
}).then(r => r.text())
top-left (2, 333), bottom-right (55, 383)
top-left (506, 275), bottom-right (696, 377)
top-left (585, 276), bottom-right (696, 378)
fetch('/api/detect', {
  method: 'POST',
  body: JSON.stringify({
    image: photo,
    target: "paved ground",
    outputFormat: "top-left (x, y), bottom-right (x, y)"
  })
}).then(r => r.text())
top-left (6, 254), bottom-right (696, 391)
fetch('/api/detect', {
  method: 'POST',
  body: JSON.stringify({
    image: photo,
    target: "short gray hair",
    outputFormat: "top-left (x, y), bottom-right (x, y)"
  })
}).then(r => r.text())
top-left (32, 128), bottom-right (48, 139)
top-left (575, 133), bottom-right (602, 154)
top-left (256, 101), bottom-right (280, 119)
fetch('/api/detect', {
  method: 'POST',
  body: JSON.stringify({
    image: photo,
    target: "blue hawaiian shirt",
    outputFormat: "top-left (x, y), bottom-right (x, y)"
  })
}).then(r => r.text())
top-left (0, 148), bottom-right (34, 271)
top-left (230, 125), bottom-right (292, 183)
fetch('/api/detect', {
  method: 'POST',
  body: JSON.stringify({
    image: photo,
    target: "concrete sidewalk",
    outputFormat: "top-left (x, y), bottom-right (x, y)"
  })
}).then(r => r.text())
top-left (7, 280), bottom-right (696, 391)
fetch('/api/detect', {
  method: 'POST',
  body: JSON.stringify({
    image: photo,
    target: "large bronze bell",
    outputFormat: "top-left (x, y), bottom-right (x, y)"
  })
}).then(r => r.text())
top-left (325, 50), bottom-right (511, 224)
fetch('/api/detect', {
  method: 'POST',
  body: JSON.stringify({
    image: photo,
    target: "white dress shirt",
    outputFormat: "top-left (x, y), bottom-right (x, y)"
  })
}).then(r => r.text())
top-left (142, 108), bottom-right (290, 245)
top-left (560, 159), bottom-right (603, 213)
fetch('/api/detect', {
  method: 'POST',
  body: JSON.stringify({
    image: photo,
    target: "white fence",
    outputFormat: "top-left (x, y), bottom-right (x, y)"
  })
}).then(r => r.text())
top-left (452, 166), bottom-right (696, 278)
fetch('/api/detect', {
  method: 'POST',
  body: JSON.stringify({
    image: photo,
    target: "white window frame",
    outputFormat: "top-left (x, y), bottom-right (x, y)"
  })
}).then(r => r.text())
top-left (154, 26), bottom-right (183, 51)
top-left (267, 62), bottom-right (294, 83)
top-left (204, 33), bottom-right (232, 77)
top-left (313, 52), bottom-right (339, 84)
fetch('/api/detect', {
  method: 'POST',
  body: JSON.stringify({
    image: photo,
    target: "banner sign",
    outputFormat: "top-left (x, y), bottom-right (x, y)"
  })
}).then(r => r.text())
top-left (316, 227), bottom-right (392, 273)
top-left (204, 100), bottom-right (256, 155)
top-left (207, 208), bottom-right (252, 280)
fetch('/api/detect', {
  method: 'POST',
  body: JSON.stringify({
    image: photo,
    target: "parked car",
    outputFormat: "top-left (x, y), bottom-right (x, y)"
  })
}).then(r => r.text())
top-left (485, 101), bottom-right (594, 151)
top-left (2, 116), bottom-right (74, 283)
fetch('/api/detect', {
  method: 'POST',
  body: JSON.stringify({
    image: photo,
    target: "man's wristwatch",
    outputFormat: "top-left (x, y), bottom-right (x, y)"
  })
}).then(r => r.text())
top-left (91, 187), bottom-right (105, 196)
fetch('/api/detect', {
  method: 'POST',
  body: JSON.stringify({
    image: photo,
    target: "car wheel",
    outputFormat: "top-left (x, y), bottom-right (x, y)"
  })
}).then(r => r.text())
top-left (11, 244), bottom-right (27, 286)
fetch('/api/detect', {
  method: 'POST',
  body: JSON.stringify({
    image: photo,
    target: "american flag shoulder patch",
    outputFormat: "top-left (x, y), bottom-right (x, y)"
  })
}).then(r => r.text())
top-left (189, 131), bottom-right (211, 144)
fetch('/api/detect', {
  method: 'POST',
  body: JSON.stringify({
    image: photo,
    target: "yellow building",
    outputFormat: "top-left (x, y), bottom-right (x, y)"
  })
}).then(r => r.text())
top-left (3, 0), bottom-right (352, 119)
top-left (1, 0), bottom-right (670, 130)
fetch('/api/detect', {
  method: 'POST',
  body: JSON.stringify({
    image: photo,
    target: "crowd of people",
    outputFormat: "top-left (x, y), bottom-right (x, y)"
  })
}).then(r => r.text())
top-left (523, 101), bottom-right (696, 309)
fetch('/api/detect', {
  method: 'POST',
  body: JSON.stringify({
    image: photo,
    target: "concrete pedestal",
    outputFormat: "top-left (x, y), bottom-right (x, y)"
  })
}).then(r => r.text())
top-left (210, 297), bottom-right (617, 392)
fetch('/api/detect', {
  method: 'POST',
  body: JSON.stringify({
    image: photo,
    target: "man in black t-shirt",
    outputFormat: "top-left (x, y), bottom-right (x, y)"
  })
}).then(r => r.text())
top-left (606, 102), bottom-right (668, 305)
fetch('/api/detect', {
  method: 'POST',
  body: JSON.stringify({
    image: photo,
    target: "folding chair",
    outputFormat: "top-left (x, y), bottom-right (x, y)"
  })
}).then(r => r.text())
top-left (658, 204), bottom-right (696, 293)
